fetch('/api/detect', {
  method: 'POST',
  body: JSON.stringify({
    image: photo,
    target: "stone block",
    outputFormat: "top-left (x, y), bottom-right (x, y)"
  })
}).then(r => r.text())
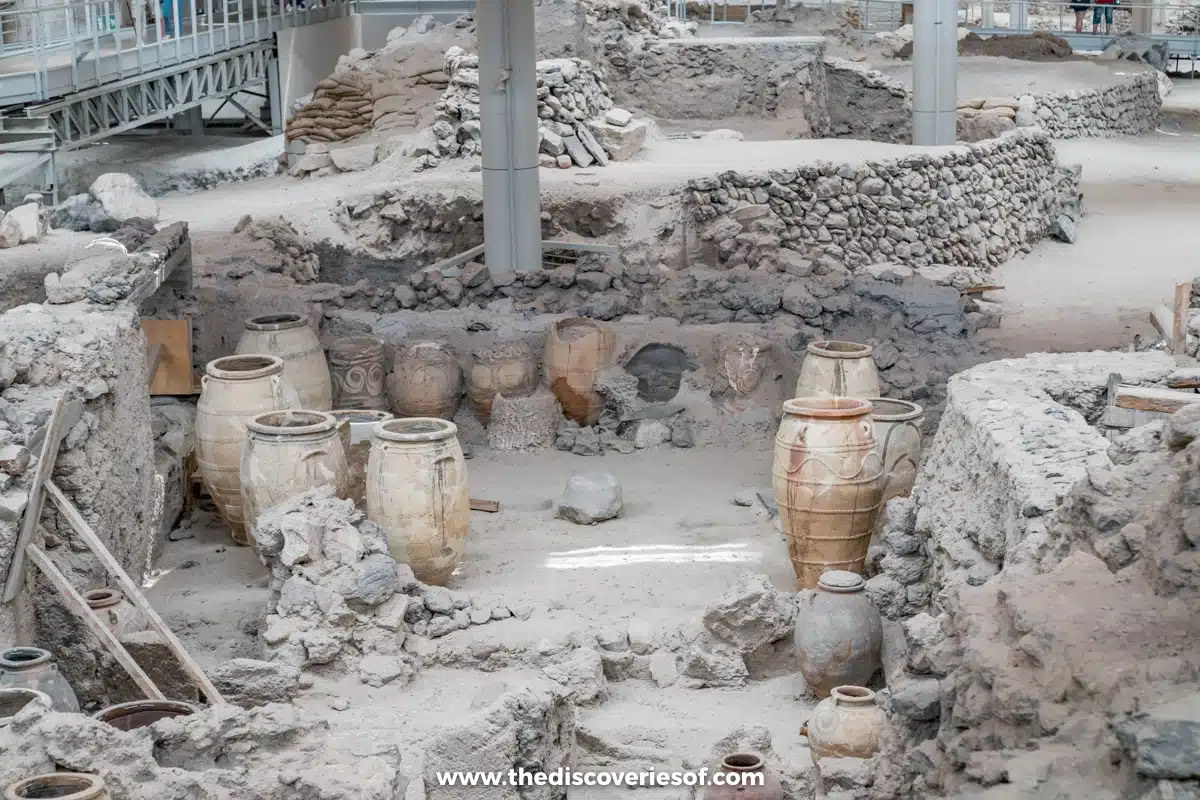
top-left (487, 390), bottom-right (561, 451)
top-left (584, 118), bottom-right (648, 161)
top-left (558, 472), bottom-right (622, 524)
top-left (329, 143), bottom-right (379, 172)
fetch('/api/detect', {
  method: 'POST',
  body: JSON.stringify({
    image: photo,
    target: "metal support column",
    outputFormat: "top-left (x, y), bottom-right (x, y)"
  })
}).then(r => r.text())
top-left (267, 57), bottom-right (284, 136)
top-left (477, 0), bottom-right (541, 281)
top-left (187, 105), bottom-right (204, 137)
top-left (912, 0), bottom-right (957, 146)
top-left (1011, 0), bottom-right (1029, 30)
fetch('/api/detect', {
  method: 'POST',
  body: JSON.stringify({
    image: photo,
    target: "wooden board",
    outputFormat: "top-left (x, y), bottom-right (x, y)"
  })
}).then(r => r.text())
top-left (1167, 368), bottom-right (1200, 390)
top-left (1114, 384), bottom-right (1200, 413)
top-left (960, 284), bottom-right (1005, 295)
top-left (1174, 282), bottom-right (1191, 355)
top-left (141, 319), bottom-right (195, 396)
top-left (1150, 304), bottom-right (1175, 344)
top-left (469, 498), bottom-right (500, 513)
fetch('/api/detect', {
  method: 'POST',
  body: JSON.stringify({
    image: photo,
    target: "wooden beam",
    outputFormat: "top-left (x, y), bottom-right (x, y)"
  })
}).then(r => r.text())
top-left (1114, 384), bottom-right (1200, 413)
top-left (960, 284), bottom-right (1005, 295)
top-left (1150, 304), bottom-right (1175, 343)
top-left (145, 343), bottom-right (163, 388)
top-left (3, 397), bottom-right (75, 604)
top-left (26, 543), bottom-right (165, 700)
top-left (1167, 368), bottom-right (1200, 390)
top-left (469, 498), bottom-right (500, 513)
top-left (1173, 282), bottom-right (1191, 355)
top-left (43, 480), bottom-right (225, 704)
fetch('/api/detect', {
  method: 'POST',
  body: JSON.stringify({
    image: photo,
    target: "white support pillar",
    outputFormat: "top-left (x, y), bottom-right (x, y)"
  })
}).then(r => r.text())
top-left (912, 0), bottom-right (957, 146)
top-left (477, 0), bottom-right (542, 282)
top-left (981, 0), bottom-right (994, 28)
top-left (1010, 0), bottom-right (1029, 29)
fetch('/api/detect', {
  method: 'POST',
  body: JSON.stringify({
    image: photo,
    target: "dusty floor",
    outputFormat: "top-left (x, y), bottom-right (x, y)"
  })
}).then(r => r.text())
top-left (148, 446), bottom-right (813, 780)
top-left (875, 55), bottom-right (1153, 97)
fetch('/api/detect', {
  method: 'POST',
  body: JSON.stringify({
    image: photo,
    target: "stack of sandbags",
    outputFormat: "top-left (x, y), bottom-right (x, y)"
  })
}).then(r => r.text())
top-left (286, 70), bottom-right (374, 144)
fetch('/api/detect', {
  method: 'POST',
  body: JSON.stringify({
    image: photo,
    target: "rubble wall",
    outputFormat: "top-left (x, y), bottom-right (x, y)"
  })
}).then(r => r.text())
top-left (601, 37), bottom-right (830, 131)
top-left (1032, 71), bottom-right (1162, 138)
top-left (687, 129), bottom-right (1080, 271)
top-left (861, 351), bottom-right (1200, 799)
top-left (0, 304), bottom-right (155, 652)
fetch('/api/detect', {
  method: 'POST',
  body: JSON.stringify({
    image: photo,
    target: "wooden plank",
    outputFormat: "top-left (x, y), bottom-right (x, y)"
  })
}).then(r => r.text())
top-left (26, 543), bottom-right (165, 700)
top-left (1100, 405), bottom-right (1169, 430)
top-left (425, 243), bottom-right (486, 274)
top-left (1150, 304), bottom-right (1175, 343)
top-left (1167, 368), bottom-right (1200, 390)
top-left (960, 284), bottom-right (1005, 295)
top-left (469, 498), bottom-right (500, 513)
top-left (2, 397), bottom-right (74, 603)
top-left (43, 480), bottom-right (225, 704)
top-left (1174, 282), bottom-right (1191, 355)
top-left (1114, 384), bottom-right (1200, 413)
top-left (145, 343), bottom-right (163, 388)
top-left (1105, 372), bottom-right (1122, 408)
top-left (141, 319), bottom-right (194, 396)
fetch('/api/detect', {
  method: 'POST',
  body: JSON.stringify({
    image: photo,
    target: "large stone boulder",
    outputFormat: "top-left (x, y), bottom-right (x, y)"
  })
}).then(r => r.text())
top-left (1101, 33), bottom-right (1169, 72)
top-left (89, 173), bottom-right (159, 224)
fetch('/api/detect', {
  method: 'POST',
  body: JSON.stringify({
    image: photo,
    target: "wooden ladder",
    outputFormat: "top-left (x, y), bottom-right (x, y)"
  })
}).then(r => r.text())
top-left (2, 396), bottom-right (223, 704)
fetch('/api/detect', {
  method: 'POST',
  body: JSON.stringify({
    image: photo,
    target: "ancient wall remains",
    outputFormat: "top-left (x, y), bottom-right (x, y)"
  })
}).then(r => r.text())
top-left (1030, 71), bottom-right (1162, 138)
top-left (687, 128), bottom-right (1080, 271)
top-left (822, 57), bottom-right (911, 143)
top-left (860, 351), bottom-right (1200, 799)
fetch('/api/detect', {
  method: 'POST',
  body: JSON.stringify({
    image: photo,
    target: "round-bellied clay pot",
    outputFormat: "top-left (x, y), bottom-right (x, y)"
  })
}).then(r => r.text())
top-left (366, 418), bottom-right (469, 586)
top-left (794, 341), bottom-right (881, 400)
top-left (869, 398), bottom-right (925, 502)
top-left (235, 313), bottom-right (332, 411)
top-left (83, 588), bottom-right (145, 637)
top-left (4, 773), bottom-right (108, 800)
top-left (702, 752), bottom-right (783, 800)
top-left (328, 336), bottom-right (388, 411)
top-left (196, 354), bottom-right (300, 546)
top-left (0, 688), bottom-right (50, 727)
top-left (543, 317), bottom-right (615, 426)
top-left (94, 699), bottom-right (198, 731)
top-left (803, 685), bottom-right (887, 761)
top-left (241, 410), bottom-right (348, 537)
top-left (467, 342), bottom-right (538, 425)
top-left (773, 397), bottom-right (885, 589)
top-left (331, 409), bottom-right (393, 508)
top-left (794, 570), bottom-right (883, 699)
top-left (0, 647), bottom-right (79, 713)
top-left (388, 341), bottom-right (463, 421)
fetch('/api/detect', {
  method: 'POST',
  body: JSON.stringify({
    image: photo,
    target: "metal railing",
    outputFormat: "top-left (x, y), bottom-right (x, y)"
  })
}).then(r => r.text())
top-left (852, 0), bottom-right (1200, 62)
top-left (0, 0), bottom-right (353, 102)
top-left (670, 0), bottom-right (776, 24)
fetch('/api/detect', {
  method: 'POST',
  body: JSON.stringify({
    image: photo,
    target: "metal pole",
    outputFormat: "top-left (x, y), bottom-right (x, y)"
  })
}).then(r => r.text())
top-left (912, 0), bottom-right (956, 145)
top-left (477, 0), bottom-right (541, 281)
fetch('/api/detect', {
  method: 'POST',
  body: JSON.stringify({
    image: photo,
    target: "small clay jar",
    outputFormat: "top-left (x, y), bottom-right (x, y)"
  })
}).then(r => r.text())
top-left (328, 336), bottom-right (389, 411)
top-left (702, 752), bottom-right (783, 800)
top-left (4, 773), bottom-right (109, 800)
top-left (793, 570), bottom-right (882, 699)
top-left (0, 688), bottom-right (50, 727)
top-left (0, 647), bottom-right (79, 713)
top-left (94, 699), bottom-right (198, 731)
top-left (802, 685), bottom-right (887, 761)
top-left (83, 588), bottom-right (146, 637)
top-left (467, 342), bottom-right (538, 425)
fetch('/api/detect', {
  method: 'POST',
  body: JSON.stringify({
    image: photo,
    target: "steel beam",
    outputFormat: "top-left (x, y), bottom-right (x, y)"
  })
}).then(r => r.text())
top-left (477, 0), bottom-right (541, 281)
top-left (912, 0), bottom-right (957, 146)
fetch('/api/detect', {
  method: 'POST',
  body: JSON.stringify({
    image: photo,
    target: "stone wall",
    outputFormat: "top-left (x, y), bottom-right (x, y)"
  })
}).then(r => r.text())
top-left (595, 36), bottom-right (830, 133)
top-left (860, 351), bottom-right (1200, 799)
top-left (687, 129), bottom-right (1080, 271)
top-left (1031, 71), bottom-right (1162, 138)
top-left (823, 57), bottom-right (911, 143)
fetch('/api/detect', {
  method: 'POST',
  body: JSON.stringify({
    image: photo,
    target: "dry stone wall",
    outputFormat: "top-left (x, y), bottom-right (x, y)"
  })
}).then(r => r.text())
top-left (1029, 71), bottom-right (1162, 138)
top-left (687, 128), bottom-right (1080, 271)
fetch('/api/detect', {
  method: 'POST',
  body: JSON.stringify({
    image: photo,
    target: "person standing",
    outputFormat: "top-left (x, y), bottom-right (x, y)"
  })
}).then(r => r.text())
top-left (1071, 1), bottom-right (1089, 32)
top-left (1092, 0), bottom-right (1116, 34)
top-left (160, 0), bottom-right (173, 39)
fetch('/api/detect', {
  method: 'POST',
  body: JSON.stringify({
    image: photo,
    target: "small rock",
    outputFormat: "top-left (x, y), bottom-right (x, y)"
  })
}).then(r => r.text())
top-left (423, 585), bottom-right (455, 614)
top-left (605, 108), bottom-right (633, 127)
top-left (649, 651), bottom-right (679, 687)
top-left (633, 420), bottom-right (672, 449)
top-left (558, 472), bottom-right (623, 524)
top-left (359, 655), bottom-right (412, 688)
top-left (469, 607), bottom-right (491, 625)
top-left (890, 678), bottom-right (942, 721)
top-left (0, 444), bottom-right (30, 475)
top-left (209, 658), bottom-right (301, 708)
top-left (670, 418), bottom-right (695, 448)
top-left (330, 696), bottom-right (350, 711)
top-left (733, 488), bottom-right (758, 507)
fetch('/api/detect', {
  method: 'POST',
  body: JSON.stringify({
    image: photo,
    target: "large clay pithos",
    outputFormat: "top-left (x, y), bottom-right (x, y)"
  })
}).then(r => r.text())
top-left (544, 317), bottom-right (615, 426)
top-left (467, 342), bottom-right (538, 425)
top-left (702, 753), bottom-right (784, 800)
top-left (196, 355), bottom-right (299, 546)
top-left (4, 773), bottom-right (109, 800)
top-left (332, 409), bottom-right (393, 508)
top-left (0, 648), bottom-right (79, 713)
top-left (870, 398), bottom-right (925, 502)
top-left (0, 688), bottom-right (50, 727)
top-left (803, 685), bottom-right (887, 761)
top-left (235, 313), bottom-right (332, 411)
top-left (328, 336), bottom-right (388, 411)
top-left (367, 418), bottom-right (469, 585)
top-left (94, 699), bottom-right (197, 731)
top-left (773, 397), bottom-right (885, 588)
top-left (793, 571), bottom-right (883, 699)
top-left (794, 341), bottom-right (881, 400)
top-left (241, 410), bottom-right (348, 536)
top-left (389, 341), bottom-right (463, 420)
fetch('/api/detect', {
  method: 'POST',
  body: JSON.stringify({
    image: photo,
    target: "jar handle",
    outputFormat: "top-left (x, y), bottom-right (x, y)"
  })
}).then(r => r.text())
top-left (300, 448), bottom-right (329, 461)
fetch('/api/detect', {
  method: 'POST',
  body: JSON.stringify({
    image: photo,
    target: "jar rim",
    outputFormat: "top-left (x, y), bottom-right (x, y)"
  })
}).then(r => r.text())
top-left (719, 752), bottom-right (764, 772)
top-left (868, 398), bottom-right (923, 422)
top-left (782, 397), bottom-right (873, 419)
top-left (244, 312), bottom-right (306, 331)
top-left (0, 647), bottom-right (51, 670)
top-left (205, 354), bottom-right (284, 381)
top-left (806, 340), bottom-right (873, 359)
top-left (373, 418), bottom-right (457, 443)
top-left (247, 410), bottom-right (337, 436)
